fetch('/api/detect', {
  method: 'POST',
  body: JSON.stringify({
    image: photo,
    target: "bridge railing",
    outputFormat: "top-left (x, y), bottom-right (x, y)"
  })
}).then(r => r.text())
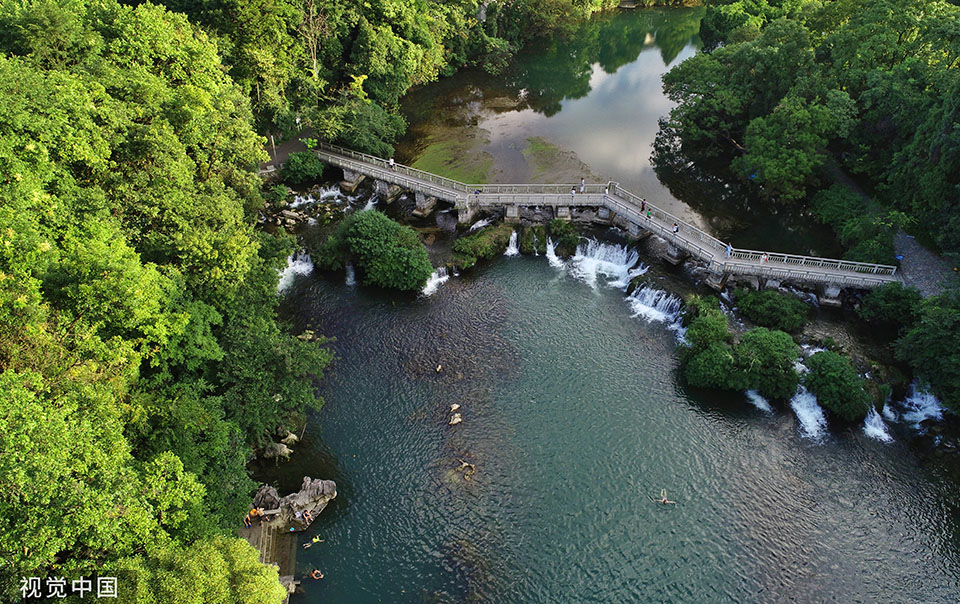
top-left (314, 141), bottom-right (470, 195)
top-left (726, 250), bottom-right (897, 276)
top-left (316, 151), bottom-right (460, 202)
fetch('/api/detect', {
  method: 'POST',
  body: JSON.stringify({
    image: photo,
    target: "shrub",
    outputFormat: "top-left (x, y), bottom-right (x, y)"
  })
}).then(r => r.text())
top-left (684, 306), bottom-right (730, 353)
top-left (344, 211), bottom-right (433, 291)
top-left (549, 219), bottom-right (579, 257)
top-left (280, 151), bottom-right (325, 186)
top-left (685, 343), bottom-right (739, 390)
top-left (735, 288), bottom-right (809, 332)
top-left (857, 282), bottom-right (922, 334)
top-left (734, 328), bottom-right (800, 400)
top-left (803, 351), bottom-right (872, 421)
top-left (452, 223), bottom-right (514, 269)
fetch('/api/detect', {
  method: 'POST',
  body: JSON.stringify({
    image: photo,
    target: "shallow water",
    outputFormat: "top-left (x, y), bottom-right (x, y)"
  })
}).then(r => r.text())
top-left (277, 257), bottom-right (960, 603)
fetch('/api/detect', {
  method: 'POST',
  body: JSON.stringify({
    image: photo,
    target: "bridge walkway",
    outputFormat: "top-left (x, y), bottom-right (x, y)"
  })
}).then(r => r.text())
top-left (313, 142), bottom-right (899, 289)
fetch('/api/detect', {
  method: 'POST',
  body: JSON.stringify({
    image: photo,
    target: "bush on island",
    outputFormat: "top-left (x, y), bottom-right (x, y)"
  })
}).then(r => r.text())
top-left (345, 211), bottom-right (433, 291)
top-left (452, 223), bottom-right (514, 269)
top-left (803, 350), bottom-right (872, 421)
top-left (733, 328), bottom-right (800, 400)
top-left (735, 288), bottom-right (809, 332)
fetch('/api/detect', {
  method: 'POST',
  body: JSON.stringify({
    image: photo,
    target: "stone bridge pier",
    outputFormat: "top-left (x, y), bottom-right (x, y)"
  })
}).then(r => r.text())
top-left (340, 168), bottom-right (365, 193)
top-left (373, 179), bottom-right (402, 203)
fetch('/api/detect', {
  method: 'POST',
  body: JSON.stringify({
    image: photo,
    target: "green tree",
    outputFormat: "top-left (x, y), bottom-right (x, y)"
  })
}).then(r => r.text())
top-left (345, 211), bottom-right (433, 290)
top-left (895, 291), bottom-right (960, 413)
top-left (735, 288), bottom-right (809, 332)
top-left (857, 282), bottom-right (923, 334)
top-left (803, 350), bottom-right (872, 421)
top-left (734, 328), bottom-right (800, 399)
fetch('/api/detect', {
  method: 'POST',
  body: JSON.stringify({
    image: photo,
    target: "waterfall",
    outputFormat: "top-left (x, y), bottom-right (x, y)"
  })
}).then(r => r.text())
top-left (624, 285), bottom-right (683, 325)
top-left (745, 390), bottom-right (773, 413)
top-left (568, 239), bottom-right (646, 290)
top-left (361, 195), bottom-right (378, 212)
top-left (504, 231), bottom-right (519, 256)
top-left (421, 267), bottom-right (450, 296)
top-left (317, 185), bottom-right (342, 202)
top-left (469, 217), bottom-right (492, 232)
top-left (532, 232), bottom-right (540, 256)
top-left (345, 262), bottom-right (356, 287)
top-left (898, 382), bottom-right (945, 431)
top-left (789, 385), bottom-right (828, 441)
top-left (545, 238), bottom-right (565, 269)
top-left (276, 252), bottom-right (314, 293)
top-left (863, 407), bottom-right (893, 442)
top-left (289, 193), bottom-right (315, 208)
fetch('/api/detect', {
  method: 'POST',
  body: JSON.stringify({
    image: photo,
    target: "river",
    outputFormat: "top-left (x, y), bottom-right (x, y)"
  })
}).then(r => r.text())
top-left (274, 242), bottom-right (960, 603)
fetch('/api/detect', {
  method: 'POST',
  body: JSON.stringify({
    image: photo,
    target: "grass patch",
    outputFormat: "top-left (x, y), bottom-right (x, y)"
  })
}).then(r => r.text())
top-left (411, 138), bottom-right (493, 184)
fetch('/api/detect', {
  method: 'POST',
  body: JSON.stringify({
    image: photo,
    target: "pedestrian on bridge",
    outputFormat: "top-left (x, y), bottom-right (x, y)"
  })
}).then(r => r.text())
top-left (388, 157), bottom-right (395, 170)
top-left (604, 186), bottom-right (609, 200)
top-left (641, 198), bottom-right (646, 212)
top-left (580, 177), bottom-right (585, 194)
top-left (646, 209), bottom-right (652, 221)
top-left (672, 223), bottom-right (679, 234)
top-left (571, 186), bottom-right (576, 201)
top-left (725, 243), bottom-right (732, 258)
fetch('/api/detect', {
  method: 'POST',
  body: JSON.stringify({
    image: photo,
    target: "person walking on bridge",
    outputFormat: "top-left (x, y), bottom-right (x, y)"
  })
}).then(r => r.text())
top-left (579, 177), bottom-right (585, 194)
top-left (641, 198), bottom-right (646, 212)
top-left (604, 186), bottom-right (609, 201)
top-left (571, 186), bottom-right (576, 201)
top-left (388, 157), bottom-right (395, 170)
top-left (672, 223), bottom-right (679, 235)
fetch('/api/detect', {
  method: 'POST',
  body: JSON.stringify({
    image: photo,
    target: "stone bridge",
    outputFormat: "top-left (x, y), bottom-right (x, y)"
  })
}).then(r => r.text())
top-left (312, 142), bottom-right (899, 294)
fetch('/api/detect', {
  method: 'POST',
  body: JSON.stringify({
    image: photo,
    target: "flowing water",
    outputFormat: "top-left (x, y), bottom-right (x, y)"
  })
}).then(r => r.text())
top-left (276, 254), bottom-right (960, 603)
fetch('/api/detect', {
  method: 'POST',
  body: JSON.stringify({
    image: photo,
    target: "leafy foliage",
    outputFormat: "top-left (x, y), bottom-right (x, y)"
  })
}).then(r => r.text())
top-left (735, 288), bottom-right (809, 332)
top-left (857, 282), bottom-right (923, 334)
top-left (657, 0), bottom-right (960, 259)
top-left (280, 151), bottom-right (326, 186)
top-left (803, 351), bottom-right (872, 421)
top-left (345, 211), bottom-right (433, 290)
top-left (733, 328), bottom-right (800, 400)
top-left (0, 2), bottom-right (332, 600)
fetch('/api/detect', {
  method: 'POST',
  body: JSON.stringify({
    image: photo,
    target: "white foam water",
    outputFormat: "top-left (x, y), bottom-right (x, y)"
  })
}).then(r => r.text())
top-left (789, 386), bottom-right (828, 441)
top-left (361, 196), bottom-right (378, 212)
top-left (532, 232), bottom-right (540, 256)
top-left (421, 267), bottom-right (450, 297)
top-left (899, 382), bottom-right (945, 431)
top-left (625, 285), bottom-right (683, 325)
top-left (568, 239), bottom-right (646, 290)
top-left (345, 262), bottom-right (356, 287)
top-left (863, 407), bottom-right (893, 442)
top-left (469, 218), bottom-right (492, 232)
top-left (745, 390), bottom-right (773, 413)
top-left (504, 231), bottom-right (519, 256)
top-left (317, 185), bottom-right (341, 202)
top-left (881, 403), bottom-right (898, 422)
top-left (545, 238), bottom-right (565, 269)
top-left (289, 193), bottom-right (316, 208)
top-left (277, 252), bottom-right (313, 293)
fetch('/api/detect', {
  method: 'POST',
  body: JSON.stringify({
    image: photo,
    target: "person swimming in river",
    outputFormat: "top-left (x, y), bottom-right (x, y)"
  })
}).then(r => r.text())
top-left (303, 535), bottom-right (324, 549)
top-left (651, 489), bottom-right (676, 505)
top-left (310, 569), bottom-right (324, 580)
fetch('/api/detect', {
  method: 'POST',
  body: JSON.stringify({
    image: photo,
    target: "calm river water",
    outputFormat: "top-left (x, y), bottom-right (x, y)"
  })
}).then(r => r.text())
top-left (278, 250), bottom-right (960, 603)
top-left (397, 6), bottom-right (841, 256)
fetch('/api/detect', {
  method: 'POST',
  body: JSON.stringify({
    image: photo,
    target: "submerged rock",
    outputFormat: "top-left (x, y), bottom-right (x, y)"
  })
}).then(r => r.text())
top-left (252, 477), bottom-right (338, 532)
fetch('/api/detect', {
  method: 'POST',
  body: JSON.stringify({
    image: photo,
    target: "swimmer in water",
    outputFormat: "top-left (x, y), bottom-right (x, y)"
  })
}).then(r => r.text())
top-left (656, 488), bottom-right (676, 505)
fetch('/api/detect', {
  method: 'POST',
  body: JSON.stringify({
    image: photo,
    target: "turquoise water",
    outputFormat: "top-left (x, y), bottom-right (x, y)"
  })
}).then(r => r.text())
top-left (278, 254), bottom-right (960, 603)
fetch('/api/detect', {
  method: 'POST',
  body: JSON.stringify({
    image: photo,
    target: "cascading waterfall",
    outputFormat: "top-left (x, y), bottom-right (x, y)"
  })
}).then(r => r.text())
top-left (745, 390), bottom-right (773, 413)
top-left (289, 193), bottom-right (315, 208)
top-left (545, 238), bottom-right (565, 269)
top-left (789, 385), bottom-right (828, 441)
top-left (625, 285), bottom-right (684, 325)
top-left (898, 382), bottom-right (945, 431)
top-left (532, 232), bottom-right (540, 256)
top-left (421, 266), bottom-right (450, 296)
top-left (318, 184), bottom-right (342, 202)
top-left (568, 239), bottom-right (646, 290)
top-left (362, 195), bottom-right (378, 212)
top-left (863, 407), bottom-right (893, 442)
top-left (345, 262), bottom-right (356, 287)
top-left (276, 252), bottom-right (314, 293)
top-left (504, 231), bottom-right (519, 256)
top-left (469, 217), bottom-right (493, 232)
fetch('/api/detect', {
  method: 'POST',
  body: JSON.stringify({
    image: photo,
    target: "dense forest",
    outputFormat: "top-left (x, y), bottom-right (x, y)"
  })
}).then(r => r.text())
top-left (0, 0), bottom-right (673, 601)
